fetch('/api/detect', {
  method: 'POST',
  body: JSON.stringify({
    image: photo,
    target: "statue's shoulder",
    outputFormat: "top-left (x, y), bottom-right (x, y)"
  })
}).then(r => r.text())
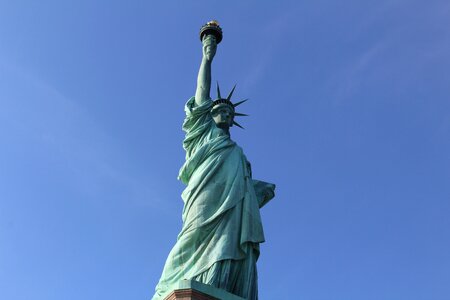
top-left (184, 97), bottom-right (213, 119)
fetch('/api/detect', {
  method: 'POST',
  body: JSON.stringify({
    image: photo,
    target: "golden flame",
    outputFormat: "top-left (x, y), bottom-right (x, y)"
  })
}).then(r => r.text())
top-left (208, 20), bottom-right (220, 27)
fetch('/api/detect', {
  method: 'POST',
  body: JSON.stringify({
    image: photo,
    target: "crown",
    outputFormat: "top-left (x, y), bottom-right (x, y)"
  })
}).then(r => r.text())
top-left (212, 83), bottom-right (248, 129)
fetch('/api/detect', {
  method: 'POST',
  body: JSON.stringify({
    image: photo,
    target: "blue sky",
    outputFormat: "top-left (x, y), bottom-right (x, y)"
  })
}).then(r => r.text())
top-left (1, 1), bottom-right (449, 299)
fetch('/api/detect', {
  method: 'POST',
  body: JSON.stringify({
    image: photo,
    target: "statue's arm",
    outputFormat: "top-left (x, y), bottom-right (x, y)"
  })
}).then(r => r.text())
top-left (195, 35), bottom-right (217, 106)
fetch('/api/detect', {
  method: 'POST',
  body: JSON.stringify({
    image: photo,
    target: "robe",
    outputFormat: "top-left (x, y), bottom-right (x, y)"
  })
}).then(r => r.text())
top-left (152, 97), bottom-right (275, 300)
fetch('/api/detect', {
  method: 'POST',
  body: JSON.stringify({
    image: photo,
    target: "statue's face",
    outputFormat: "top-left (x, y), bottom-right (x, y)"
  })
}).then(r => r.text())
top-left (211, 103), bottom-right (234, 129)
top-left (203, 35), bottom-right (217, 60)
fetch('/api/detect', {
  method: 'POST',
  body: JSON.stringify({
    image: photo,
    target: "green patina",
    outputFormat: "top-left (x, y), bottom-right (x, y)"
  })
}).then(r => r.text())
top-left (152, 23), bottom-right (275, 300)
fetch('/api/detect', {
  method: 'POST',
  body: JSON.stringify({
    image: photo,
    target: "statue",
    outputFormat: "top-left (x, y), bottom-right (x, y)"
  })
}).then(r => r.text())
top-left (152, 21), bottom-right (276, 300)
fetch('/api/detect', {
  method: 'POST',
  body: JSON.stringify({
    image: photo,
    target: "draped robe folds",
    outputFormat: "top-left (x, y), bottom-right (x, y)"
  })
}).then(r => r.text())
top-left (152, 97), bottom-right (275, 300)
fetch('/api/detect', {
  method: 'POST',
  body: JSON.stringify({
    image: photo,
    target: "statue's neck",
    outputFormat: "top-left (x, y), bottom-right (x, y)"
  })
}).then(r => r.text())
top-left (222, 128), bottom-right (230, 137)
top-left (217, 125), bottom-right (230, 137)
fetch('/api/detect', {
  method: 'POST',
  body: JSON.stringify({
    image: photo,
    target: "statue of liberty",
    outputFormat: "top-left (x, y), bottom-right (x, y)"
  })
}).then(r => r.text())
top-left (152, 21), bottom-right (276, 300)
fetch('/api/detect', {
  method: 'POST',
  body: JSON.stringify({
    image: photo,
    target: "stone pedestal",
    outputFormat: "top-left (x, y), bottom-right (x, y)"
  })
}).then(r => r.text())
top-left (164, 280), bottom-right (245, 300)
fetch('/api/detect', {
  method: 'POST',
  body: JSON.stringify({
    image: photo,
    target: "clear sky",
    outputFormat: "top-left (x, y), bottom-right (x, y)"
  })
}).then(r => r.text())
top-left (1, 1), bottom-right (449, 299)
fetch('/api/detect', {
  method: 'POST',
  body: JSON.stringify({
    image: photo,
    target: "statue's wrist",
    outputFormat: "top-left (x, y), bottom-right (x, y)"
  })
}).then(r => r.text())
top-left (202, 56), bottom-right (213, 64)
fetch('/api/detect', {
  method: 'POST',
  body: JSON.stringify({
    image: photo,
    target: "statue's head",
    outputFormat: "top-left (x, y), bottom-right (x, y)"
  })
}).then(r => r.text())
top-left (212, 102), bottom-right (234, 130)
top-left (211, 83), bottom-right (248, 130)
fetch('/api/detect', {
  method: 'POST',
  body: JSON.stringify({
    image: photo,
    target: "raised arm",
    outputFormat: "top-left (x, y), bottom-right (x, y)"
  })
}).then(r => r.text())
top-left (195, 35), bottom-right (217, 106)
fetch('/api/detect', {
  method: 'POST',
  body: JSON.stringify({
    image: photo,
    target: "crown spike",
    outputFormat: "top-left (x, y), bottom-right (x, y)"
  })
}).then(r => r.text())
top-left (234, 112), bottom-right (249, 116)
top-left (233, 99), bottom-right (248, 107)
top-left (233, 121), bottom-right (245, 129)
top-left (227, 84), bottom-right (236, 100)
top-left (216, 82), bottom-right (222, 99)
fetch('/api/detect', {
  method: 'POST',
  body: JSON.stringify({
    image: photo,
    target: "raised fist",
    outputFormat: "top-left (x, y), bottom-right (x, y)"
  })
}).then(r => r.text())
top-left (202, 34), bottom-right (217, 62)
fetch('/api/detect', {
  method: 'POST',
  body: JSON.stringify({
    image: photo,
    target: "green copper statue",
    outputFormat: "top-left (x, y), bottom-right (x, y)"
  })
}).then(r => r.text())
top-left (152, 21), bottom-right (276, 300)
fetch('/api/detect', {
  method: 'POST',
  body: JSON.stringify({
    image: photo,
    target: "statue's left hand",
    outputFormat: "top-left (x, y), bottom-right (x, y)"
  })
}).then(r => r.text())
top-left (252, 180), bottom-right (276, 208)
top-left (263, 183), bottom-right (276, 202)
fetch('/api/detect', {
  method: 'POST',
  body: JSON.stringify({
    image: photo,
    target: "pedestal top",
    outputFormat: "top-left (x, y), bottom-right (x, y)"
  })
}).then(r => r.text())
top-left (164, 280), bottom-right (246, 300)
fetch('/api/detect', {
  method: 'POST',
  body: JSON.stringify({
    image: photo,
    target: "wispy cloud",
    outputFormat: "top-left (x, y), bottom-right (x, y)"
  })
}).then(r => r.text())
top-left (328, 40), bottom-right (388, 105)
top-left (242, 10), bottom-right (296, 89)
top-left (0, 58), bottom-right (168, 210)
top-left (323, 0), bottom-right (450, 105)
